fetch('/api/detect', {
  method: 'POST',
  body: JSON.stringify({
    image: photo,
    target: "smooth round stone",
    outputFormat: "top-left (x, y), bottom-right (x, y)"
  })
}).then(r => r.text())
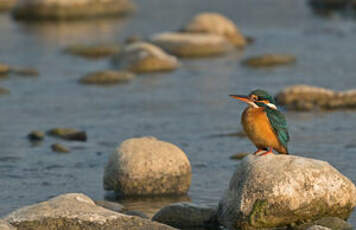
top-left (28, 130), bottom-right (45, 141)
top-left (151, 32), bottom-right (233, 58)
top-left (47, 128), bottom-right (87, 141)
top-left (79, 70), bottom-right (135, 85)
top-left (103, 136), bottom-right (192, 196)
top-left (0, 63), bottom-right (10, 75)
top-left (111, 42), bottom-right (179, 73)
top-left (183, 12), bottom-right (246, 48)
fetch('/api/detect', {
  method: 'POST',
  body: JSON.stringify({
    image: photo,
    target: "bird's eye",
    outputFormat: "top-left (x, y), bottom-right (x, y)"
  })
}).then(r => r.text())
top-left (250, 95), bottom-right (259, 101)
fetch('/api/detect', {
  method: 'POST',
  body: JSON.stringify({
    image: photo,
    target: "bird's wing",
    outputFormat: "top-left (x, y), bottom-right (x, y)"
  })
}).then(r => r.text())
top-left (265, 107), bottom-right (290, 150)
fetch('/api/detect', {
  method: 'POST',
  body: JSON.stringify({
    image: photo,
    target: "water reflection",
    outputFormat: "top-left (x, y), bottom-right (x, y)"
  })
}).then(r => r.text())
top-left (105, 193), bottom-right (191, 218)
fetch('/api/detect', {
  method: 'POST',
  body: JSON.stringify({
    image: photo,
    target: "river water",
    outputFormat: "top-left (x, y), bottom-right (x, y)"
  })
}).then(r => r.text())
top-left (1, 0), bottom-right (356, 227)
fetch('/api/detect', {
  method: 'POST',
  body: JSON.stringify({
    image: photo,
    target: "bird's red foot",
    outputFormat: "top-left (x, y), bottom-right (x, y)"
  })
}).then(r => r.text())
top-left (253, 149), bottom-right (266, 155)
top-left (259, 147), bottom-right (273, 156)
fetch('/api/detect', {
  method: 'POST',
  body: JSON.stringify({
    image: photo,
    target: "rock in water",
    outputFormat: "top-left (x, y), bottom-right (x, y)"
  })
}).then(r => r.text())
top-left (217, 154), bottom-right (356, 230)
top-left (103, 136), bottom-right (191, 196)
top-left (47, 128), bottom-right (87, 141)
top-left (183, 12), bottom-right (247, 48)
top-left (3, 193), bottom-right (176, 230)
top-left (111, 42), bottom-right (179, 73)
top-left (151, 32), bottom-right (233, 58)
top-left (79, 70), bottom-right (135, 85)
top-left (242, 53), bottom-right (296, 67)
top-left (12, 0), bottom-right (134, 21)
top-left (276, 85), bottom-right (356, 111)
top-left (0, 0), bottom-right (16, 12)
top-left (152, 202), bottom-right (216, 228)
top-left (64, 43), bottom-right (121, 59)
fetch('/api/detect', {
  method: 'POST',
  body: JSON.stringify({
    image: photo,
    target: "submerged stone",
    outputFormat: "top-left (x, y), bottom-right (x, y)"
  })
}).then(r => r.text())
top-left (47, 128), bottom-right (87, 141)
top-left (242, 53), bottom-right (296, 68)
top-left (27, 130), bottom-right (45, 141)
top-left (12, 0), bottom-right (135, 21)
top-left (51, 143), bottom-right (70, 153)
top-left (79, 70), bottom-right (135, 85)
top-left (152, 202), bottom-right (216, 228)
top-left (64, 44), bottom-right (121, 59)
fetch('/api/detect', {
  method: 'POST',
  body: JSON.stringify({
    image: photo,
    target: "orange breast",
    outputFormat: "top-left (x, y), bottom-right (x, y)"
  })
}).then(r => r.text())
top-left (241, 107), bottom-right (286, 153)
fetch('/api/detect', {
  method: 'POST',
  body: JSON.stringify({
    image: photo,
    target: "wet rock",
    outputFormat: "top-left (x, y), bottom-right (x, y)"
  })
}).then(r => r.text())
top-left (0, 63), bottom-right (10, 75)
top-left (64, 44), bottom-right (120, 59)
top-left (103, 136), bottom-right (191, 196)
top-left (0, 0), bottom-right (16, 12)
top-left (242, 53), bottom-right (296, 67)
top-left (229, 152), bottom-right (249, 160)
top-left (10, 67), bottom-right (39, 76)
top-left (151, 32), bottom-right (233, 58)
top-left (27, 130), bottom-right (44, 141)
top-left (51, 143), bottom-right (70, 153)
top-left (296, 217), bottom-right (353, 230)
top-left (276, 85), bottom-right (356, 111)
top-left (0, 87), bottom-right (10, 95)
top-left (0, 219), bottom-right (16, 230)
top-left (124, 210), bottom-right (148, 219)
top-left (111, 42), bottom-right (179, 73)
top-left (152, 202), bottom-right (216, 228)
top-left (183, 12), bottom-right (246, 48)
top-left (12, 0), bottom-right (135, 21)
top-left (47, 128), bottom-right (87, 141)
top-left (3, 193), bottom-right (176, 230)
top-left (217, 154), bottom-right (356, 230)
top-left (94, 200), bottom-right (125, 213)
top-left (308, 0), bottom-right (356, 11)
top-left (79, 70), bottom-right (135, 85)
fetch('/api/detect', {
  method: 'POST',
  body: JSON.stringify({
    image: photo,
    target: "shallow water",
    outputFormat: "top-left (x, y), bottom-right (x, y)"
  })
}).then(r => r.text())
top-left (1, 0), bottom-right (356, 226)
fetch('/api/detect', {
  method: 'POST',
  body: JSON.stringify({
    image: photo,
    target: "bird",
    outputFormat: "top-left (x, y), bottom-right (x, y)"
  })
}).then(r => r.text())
top-left (230, 89), bottom-right (289, 156)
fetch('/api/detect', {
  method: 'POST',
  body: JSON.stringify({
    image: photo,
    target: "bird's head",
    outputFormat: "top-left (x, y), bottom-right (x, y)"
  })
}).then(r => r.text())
top-left (230, 89), bottom-right (277, 110)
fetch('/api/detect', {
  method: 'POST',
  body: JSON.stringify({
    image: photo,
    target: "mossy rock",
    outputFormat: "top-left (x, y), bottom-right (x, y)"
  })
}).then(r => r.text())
top-left (28, 130), bottom-right (45, 141)
top-left (242, 54), bottom-right (296, 68)
top-left (47, 128), bottom-right (87, 141)
top-left (64, 44), bottom-right (121, 59)
top-left (51, 143), bottom-right (70, 153)
top-left (79, 70), bottom-right (134, 85)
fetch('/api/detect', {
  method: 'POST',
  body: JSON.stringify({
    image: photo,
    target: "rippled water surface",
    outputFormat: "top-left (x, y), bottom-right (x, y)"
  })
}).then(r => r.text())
top-left (1, 0), bottom-right (356, 226)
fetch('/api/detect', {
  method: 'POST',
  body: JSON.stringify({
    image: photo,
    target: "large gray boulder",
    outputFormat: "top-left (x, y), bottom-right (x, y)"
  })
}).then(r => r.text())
top-left (111, 42), bottom-right (179, 73)
top-left (183, 12), bottom-right (247, 48)
top-left (103, 137), bottom-right (192, 196)
top-left (12, 0), bottom-right (134, 21)
top-left (3, 193), bottom-right (176, 230)
top-left (217, 154), bottom-right (356, 230)
top-left (152, 202), bottom-right (216, 228)
top-left (276, 85), bottom-right (356, 111)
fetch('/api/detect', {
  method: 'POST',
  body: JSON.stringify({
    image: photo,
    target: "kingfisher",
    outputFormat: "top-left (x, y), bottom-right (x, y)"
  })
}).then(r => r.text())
top-left (230, 89), bottom-right (289, 156)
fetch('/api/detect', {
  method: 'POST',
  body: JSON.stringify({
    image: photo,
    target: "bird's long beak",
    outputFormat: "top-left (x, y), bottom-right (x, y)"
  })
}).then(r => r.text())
top-left (230, 95), bottom-right (252, 103)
